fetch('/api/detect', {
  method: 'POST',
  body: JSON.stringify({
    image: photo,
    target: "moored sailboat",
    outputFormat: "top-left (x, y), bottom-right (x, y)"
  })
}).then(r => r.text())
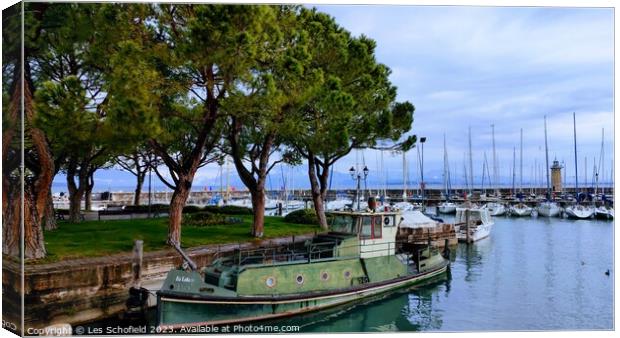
top-left (509, 203), bottom-right (532, 217)
top-left (537, 116), bottom-right (561, 217)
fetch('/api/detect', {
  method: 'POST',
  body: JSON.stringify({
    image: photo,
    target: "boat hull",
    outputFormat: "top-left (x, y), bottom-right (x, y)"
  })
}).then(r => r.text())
top-left (456, 222), bottom-right (492, 243)
top-left (595, 208), bottom-right (614, 220)
top-left (537, 203), bottom-right (560, 217)
top-left (156, 263), bottom-right (448, 329)
top-left (485, 203), bottom-right (506, 216)
top-left (510, 205), bottom-right (532, 217)
top-left (565, 206), bottom-right (595, 219)
top-left (438, 203), bottom-right (457, 214)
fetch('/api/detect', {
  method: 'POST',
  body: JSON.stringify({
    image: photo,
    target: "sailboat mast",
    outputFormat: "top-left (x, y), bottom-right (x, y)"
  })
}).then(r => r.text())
top-left (573, 112), bottom-right (579, 199)
top-left (402, 150), bottom-right (407, 199)
top-left (544, 116), bottom-right (551, 197)
top-left (491, 124), bottom-right (497, 196)
top-left (520, 128), bottom-right (523, 192)
top-left (443, 134), bottom-right (448, 199)
top-left (225, 156), bottom-right (230, 201)
top-left (468, 126), bottom-right (473, 194)
top-left (512, 147), bottom-right (516, 196)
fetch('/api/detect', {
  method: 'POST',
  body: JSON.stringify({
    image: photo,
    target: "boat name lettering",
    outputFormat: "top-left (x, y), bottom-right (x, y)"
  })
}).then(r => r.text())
top-left (175, 276), bottom-right (194, 283)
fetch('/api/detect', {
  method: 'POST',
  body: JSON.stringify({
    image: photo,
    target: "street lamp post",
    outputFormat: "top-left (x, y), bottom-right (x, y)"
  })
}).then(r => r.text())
top-left (148, 165), bottom-right (152, 218)
top-left (350, 165), bottom-right (369, 210)
top-left (420, 137), bottom-right (427, 210)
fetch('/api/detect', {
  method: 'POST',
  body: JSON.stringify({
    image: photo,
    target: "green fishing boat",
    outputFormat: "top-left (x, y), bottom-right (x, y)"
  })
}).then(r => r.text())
top-left (156, 209), bottom-right (450, 329)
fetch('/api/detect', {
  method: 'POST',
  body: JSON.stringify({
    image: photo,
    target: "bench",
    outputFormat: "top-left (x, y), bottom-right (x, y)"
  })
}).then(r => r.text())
top-left (97, 208), bottom-right (160, 220)
top-left (55, 210), bottom-right (85, 221)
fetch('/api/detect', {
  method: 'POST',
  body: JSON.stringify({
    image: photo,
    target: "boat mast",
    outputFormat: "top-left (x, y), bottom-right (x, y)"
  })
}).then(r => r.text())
top-left (584, 156), bottom-right (587, 192)
top-left (544, 116), bottom-right (551, 199)
top-left (443, 134), bottom-right (448, 200)
top-left (599, 128), bottom-right (604, 195)
top-left (225, 156), bottom-right (230, 201)
top-left (491, 124), bottom-right (498, 196)
top-left (468, 126), bottom-right (473, 194)
top-left (573, 112), bottom-right (579, 200)
top-left (463, 153), bottom-right (468, 193)
top-left (512, 147), bottom-right (516, 197)
top-left (402, 149), bottom-right (407, 199)
top-left (520, 128), bottom-right (523, 193)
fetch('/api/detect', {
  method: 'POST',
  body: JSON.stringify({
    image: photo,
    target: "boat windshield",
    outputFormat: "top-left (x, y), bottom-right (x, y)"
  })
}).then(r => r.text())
top-left (330, 215), bottom-right (357, 234)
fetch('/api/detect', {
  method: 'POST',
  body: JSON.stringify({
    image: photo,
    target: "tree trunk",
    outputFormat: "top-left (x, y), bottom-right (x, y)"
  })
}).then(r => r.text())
top-left (84, 170), bottom-right (95, 211)
top-left (308, 155), bottom-right (328, 229)
top-left (134, 173), bottom-right (145, 206)
top-left (68, 190), bottom-right (84, 222)
top-left (43, 190), bottom-right (57, 231)
top-left (250, 189), bottom-right (265, 238)
top-left (2, 178), bottom-right (20, 257)
top-left (24, 185), bottom-right (47, 259)
top-left (167, 178), bottom-right (192, 246)
top-left (85, 190), bottom-right (92, 211)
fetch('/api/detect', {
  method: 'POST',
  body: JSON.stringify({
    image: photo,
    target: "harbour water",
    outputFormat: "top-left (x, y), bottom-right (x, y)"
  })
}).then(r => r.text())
top-left (277, 215), bottom-right (614, 332)
top-left (85, 214), bottom-right (613, 333)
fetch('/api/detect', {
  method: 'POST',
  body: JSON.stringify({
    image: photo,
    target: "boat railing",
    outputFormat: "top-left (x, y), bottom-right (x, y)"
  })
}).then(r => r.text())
top-left (233, 241), bottom-right (415, 269)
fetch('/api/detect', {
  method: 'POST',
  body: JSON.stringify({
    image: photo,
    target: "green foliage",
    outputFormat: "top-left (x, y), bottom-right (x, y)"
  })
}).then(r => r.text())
top-left (284, 209), bottom-right (320, 225)
top-left (290, 8), bottom-right (415, 160)
top-left (202, 205), bottom-right (253, 215)
top-left (182, 205), bottom-right (203, 214)
top-left (182, 212), bottom-right (243, 227)
top-left (123, 204), bottom-right (169, 213)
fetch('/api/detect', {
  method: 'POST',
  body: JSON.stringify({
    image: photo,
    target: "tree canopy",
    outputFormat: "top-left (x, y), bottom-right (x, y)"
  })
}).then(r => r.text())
top-left (2, 3), bottom-right (416, 258)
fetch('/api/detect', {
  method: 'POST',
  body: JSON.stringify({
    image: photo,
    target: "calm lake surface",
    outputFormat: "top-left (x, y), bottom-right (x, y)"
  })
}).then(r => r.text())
top-left (87, 215), bottom-right (613, 333)
top-left (279, 215), bottom-right (614, 332)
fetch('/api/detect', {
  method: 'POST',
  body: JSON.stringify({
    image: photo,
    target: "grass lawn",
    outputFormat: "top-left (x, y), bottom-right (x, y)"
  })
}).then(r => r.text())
top-left (40, 215), bottom-right (320, 263)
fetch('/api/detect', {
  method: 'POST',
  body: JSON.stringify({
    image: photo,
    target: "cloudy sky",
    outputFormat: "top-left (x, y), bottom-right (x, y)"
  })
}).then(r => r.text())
top-left (54, 4), bottom-right (614, 194)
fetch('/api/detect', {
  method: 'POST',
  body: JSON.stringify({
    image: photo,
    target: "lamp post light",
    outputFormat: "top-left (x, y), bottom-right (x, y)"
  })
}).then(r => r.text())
top-left (420, 137), bottom-right (427, 210)
top-left (350, 165), bottom-right (369, 210)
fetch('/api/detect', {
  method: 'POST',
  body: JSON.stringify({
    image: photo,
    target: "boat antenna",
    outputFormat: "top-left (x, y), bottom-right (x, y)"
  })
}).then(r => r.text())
top-left (544, 116), bottom-right (551, 200)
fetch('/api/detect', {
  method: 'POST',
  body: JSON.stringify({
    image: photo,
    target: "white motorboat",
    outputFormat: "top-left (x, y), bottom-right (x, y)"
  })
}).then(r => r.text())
top-left (484, 202), bottom-right (506, 216)
top-left (509, 203), bottom-right (532, 217)
top-left (455, 205), bottom-right (493, 243)
top-left (325, 199), bottom-right (352, 211)
top-left (438, 201), bottom-right (457, 214)
top-left (537, 201), bottom-right (561, 217)
top-left (392, 201), bottom-right (422, 212)
top-left (595, 205), bottom-right (614, 220)
top-left (564, 204), bottom-right (595, 219)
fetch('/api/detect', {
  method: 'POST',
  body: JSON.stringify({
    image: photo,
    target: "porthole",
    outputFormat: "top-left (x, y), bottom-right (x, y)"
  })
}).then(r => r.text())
top-left (265, 276), bottom-right (276, 288)
top-left (296, 274), bottom-right (304, 285)
top-left (321, 271), bottom-right (330, 281)
top-left (344, 270), bottom-right (352, 279)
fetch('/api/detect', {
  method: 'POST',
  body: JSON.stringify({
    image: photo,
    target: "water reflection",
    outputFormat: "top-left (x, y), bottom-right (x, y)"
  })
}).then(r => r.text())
top-left (297, 275), bottom-right (450, 332)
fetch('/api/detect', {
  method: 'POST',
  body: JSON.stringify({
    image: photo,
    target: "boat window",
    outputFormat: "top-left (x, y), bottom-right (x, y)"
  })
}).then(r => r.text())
top-left (360, 216), bottom-right (372, 239)
top-left (265, 276), bottom-right (276, 288)
top-left (373, 216), bottom-right (382, 238)
top-left (330, 215), bottom-right (356, 234)
top-left (296, 274), bottom-right (304, 285)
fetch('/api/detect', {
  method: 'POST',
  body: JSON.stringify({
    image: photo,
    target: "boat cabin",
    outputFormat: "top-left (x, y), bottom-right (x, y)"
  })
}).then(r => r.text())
top-left (327, 210), bottom-right (402, 258)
